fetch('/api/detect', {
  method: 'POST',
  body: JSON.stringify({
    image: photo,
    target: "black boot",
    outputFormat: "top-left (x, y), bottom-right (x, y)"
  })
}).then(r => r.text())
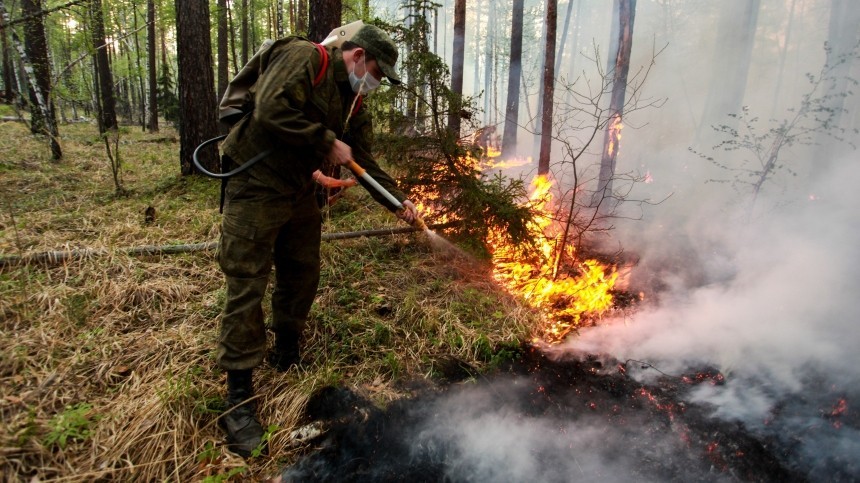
top-left (268, 331), bottom-right (302, 372)
top-left (220, 369), bottom-right (266, 457)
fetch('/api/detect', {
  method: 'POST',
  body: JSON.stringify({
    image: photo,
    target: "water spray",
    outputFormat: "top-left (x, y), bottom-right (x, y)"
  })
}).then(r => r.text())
top-left (346, 160), bottom-right (428, 231)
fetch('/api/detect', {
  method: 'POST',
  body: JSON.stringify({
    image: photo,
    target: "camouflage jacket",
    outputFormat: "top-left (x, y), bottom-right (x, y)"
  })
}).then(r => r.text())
top-left (221, 37), bottom-right (406, 210)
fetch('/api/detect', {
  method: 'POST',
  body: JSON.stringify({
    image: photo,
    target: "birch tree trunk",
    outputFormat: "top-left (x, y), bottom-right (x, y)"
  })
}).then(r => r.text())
top-left (592, 0), bottom-right (635, 211)
top-left (448, 0), bottom-right (466, 135)
top-left (20, 0), bottom-right (61, 160)
top-left (175, 0), bottom-right (219, 175)
top-left (537, 0), bottom-right (557, 175)
top-left (501, 0), bottom-right (524, 158)
top-left (276, 0), bottom-right (284, 37)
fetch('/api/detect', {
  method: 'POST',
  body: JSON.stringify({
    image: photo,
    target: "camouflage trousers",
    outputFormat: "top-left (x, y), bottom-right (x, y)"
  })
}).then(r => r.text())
top-left (216, 170), bottom-right (321, 370)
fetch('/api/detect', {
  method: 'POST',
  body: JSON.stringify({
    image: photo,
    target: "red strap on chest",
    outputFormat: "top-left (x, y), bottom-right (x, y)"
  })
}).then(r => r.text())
top-left (352, 95), bottom-right (362, 116)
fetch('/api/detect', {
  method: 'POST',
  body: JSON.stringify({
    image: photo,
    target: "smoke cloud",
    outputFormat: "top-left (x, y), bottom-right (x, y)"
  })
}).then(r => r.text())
top-left (564, 153), bottom-right (860, 478)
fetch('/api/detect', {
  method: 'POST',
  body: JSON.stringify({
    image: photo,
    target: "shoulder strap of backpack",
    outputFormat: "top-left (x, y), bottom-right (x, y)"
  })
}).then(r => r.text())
top-left (312, 42), bottom-right (329, 87)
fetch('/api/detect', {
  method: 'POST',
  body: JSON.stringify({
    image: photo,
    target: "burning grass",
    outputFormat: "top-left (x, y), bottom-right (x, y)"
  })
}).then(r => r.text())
top-left (0, 120), bottom-right (539, 480)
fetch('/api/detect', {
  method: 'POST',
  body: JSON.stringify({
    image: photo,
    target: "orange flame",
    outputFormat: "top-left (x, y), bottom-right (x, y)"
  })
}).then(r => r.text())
top-left (487, 175), bottom-right (617, 343)
top-left (606, 115), bottom-right (624, 158)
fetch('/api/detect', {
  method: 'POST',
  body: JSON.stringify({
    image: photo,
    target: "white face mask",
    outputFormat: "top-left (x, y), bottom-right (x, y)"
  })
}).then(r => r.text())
top-left (349, 55), bottom-right (381, 94)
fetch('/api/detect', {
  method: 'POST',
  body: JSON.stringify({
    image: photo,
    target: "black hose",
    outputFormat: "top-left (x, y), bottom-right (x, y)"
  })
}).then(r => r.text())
top-left (192, 134), bottom-right (271, 179)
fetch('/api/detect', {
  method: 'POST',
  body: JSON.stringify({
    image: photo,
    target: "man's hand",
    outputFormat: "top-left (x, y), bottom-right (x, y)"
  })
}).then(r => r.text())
top-left (327, 139), bottom-right (353, 166)
top-left (397, 199), bottom-right (419, 224)
top-left (313, 170), bottom-right (357, 189)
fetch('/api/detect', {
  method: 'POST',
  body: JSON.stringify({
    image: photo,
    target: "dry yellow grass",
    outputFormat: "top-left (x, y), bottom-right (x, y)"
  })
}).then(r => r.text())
top-left (0, 120), bottom-right (538, 481)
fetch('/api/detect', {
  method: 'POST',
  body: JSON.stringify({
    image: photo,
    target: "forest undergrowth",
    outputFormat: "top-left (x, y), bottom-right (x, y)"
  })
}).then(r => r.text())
top-left (0, 116), bottom-right (540, 481)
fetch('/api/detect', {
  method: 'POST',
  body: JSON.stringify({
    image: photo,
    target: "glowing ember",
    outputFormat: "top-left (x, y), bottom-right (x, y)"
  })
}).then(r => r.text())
top-left (488, 175), bottom-right (617, 343)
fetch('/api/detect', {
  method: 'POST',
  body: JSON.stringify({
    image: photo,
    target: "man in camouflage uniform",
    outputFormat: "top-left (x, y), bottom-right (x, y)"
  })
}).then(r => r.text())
top-left (217, 25), bottom-right (417, 457)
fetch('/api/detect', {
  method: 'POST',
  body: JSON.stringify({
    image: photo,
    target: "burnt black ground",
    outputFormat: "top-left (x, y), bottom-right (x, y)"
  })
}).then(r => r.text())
top-left (279, 345), bottom-right (852, 482)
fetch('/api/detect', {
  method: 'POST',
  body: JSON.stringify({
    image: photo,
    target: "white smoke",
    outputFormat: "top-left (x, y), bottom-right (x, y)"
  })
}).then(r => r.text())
top-left (561, 152), bottom-right (860, 476)
top-left (409, 377), bottom-right (690, 483)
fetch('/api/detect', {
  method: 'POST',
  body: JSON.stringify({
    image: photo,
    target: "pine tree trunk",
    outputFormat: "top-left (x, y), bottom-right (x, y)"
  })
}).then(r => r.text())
top-left (91, 0), bottom-right (118, 133)
top-left (696, 0), bottom-right (760, 143)
top-left (289, 0), bottom-right (295, 33)
top-left (308, 0), bottom-right (342, 43)
top-left (217, 0), bottom-right (229, 99)
top-left (147, 0), bottom-right (158, 132)
top-left (228, 5), bottom-right (239, 73)
top-left (554, 0), bottom-right (575, 78)
top-left (482, 0), bottom-right (494, 127)
top-left (812, 0), bottom-right (860, 172)
top-left (537, 0), bottom-right (557, 175)
top-left (175, 0), bottom-right (219, 175)
top-left (132, 4), bottom-right (146, 130)
top-left (770, 0), bottom-right (798, 118)
top-left (531, 1), bottom-right (548, 156)
top-left (297, 0), bottom-right (307, 36)
top-left (241, 0), bottom-right (249, 65)
top-left (501, 0), bottom-right (524, 158)
top-left (449, 0), bottom-right (466, 135)
top-left (593, 0), bottom-right (636, 211)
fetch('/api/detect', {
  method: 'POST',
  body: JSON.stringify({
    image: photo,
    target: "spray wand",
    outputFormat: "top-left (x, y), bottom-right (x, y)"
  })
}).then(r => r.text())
top-left (346, 160), bottom-right (427, 231)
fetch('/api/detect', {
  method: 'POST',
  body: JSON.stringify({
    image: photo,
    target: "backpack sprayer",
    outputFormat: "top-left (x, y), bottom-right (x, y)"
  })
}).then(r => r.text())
top-left (192, 21), bottom-right (426, 230)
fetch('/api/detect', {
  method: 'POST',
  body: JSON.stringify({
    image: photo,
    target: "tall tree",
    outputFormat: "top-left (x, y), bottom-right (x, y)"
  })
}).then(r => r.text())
top-left (1, 12), bottom-right (16, 102)
top-left (147, 0), bottom-right (158, 131)
top-left (308, 0), bottom-right (341, 43)
top-left (448, 0), bottom-right (465, 135)
top-left (297, 0), bottom-right (307, 35)
top-left (241, 0), bottom-right (249, 65)
top-left (592, 0), bottom-right (636, 211)
top-left (175, 0), bottom-right (219, 174)
top-left (554, 0), bottom-right (575, 78)
top-left (217, 0), bottom-right (229, 100)
top-left (276, 0), bottom-right (284, 37)
top-left (21, 0), bottom-right (61, 159)
top-left (812, 0), bottom-right (860, 169)
top-left (131, 4), bottom-right (146, 129)
top-left (537, 0), bottom-right (557, 175)
top-left (482, 0), bottom-right (495, 126)
top-left (696, 0), bottom-right (760, 143)
top-left (501, 0), bottom-right (524, 158)
top-left (769, 0), bottom-right (798, 118)
top-left (91, 0), bottom-right (118, 133)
